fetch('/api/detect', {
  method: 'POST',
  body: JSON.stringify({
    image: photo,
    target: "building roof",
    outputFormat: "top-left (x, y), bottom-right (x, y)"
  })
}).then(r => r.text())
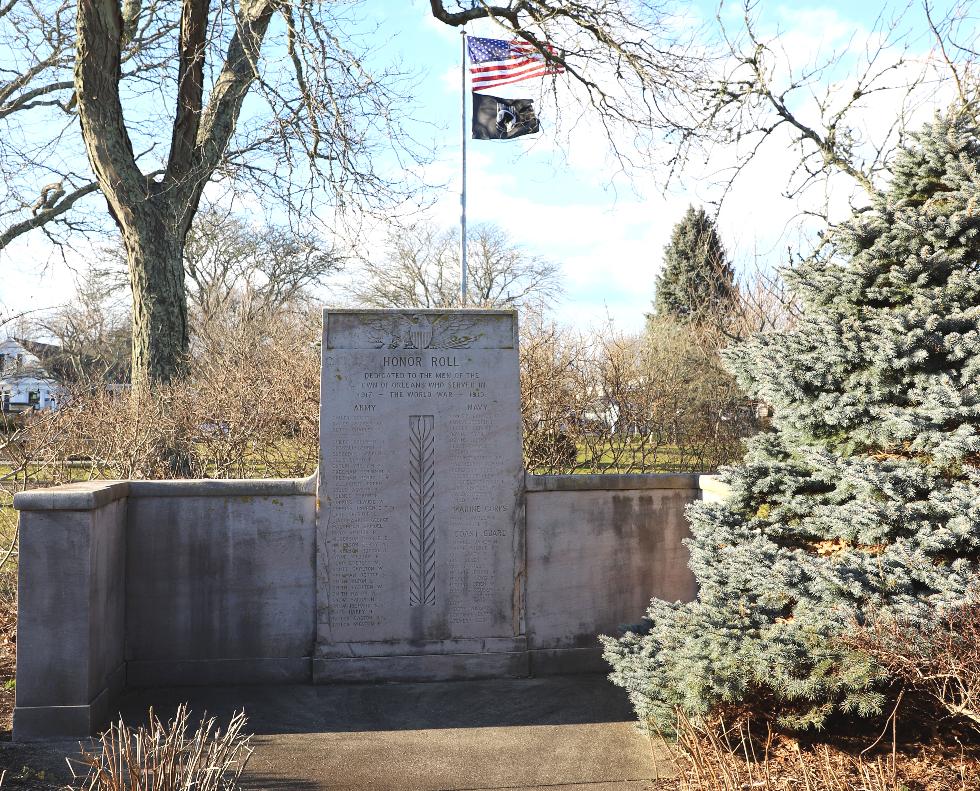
top-left (14, 338), bottom-right (129, 386)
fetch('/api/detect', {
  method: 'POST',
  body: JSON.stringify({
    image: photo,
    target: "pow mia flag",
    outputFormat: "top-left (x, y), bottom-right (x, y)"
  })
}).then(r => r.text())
top-left (472, 93), bottom-right (540, 140)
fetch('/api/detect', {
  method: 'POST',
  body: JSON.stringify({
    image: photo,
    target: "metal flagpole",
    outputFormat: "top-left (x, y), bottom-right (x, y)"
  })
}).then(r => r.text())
top-left (460, 29), bottom-right (468, 306)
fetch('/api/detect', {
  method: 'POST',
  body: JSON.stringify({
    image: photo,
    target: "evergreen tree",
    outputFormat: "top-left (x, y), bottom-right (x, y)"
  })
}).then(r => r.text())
top-left (654, 206), bottom-right (737, 323)
top-left (604, 113), bottom-right (980, 731)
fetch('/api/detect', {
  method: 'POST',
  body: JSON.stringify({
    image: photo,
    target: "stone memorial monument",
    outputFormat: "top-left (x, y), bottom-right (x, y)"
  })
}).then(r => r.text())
top-left (314, 309), bottom-right (528, 680)
top-left (11, 302), bottom-right (705, 739)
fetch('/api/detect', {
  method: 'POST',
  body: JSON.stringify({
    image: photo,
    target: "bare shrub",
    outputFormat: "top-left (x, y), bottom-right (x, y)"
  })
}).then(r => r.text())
top-left (13, 309), bottom-right (752, 483)
top-left (844, 597), bottom-right (980, 735)
top-left (71, 704), bottom-right (252, 791)
top-left (521, 316), bottom-right (756, 474)
top-left (182, 308), bottom-right (320, 479)
top-left (519, 319), bottom-right (589, 472)
top-left (727, 261), bottom-right (802, 340)
top-left (10, 310), bottom-right (319, 483)
top-left (520, 257), bottom-right (801, 474)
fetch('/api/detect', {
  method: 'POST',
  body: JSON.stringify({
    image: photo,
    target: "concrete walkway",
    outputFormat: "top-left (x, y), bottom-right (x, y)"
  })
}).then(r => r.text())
top-left (118, 675), bottom-right (675, 791)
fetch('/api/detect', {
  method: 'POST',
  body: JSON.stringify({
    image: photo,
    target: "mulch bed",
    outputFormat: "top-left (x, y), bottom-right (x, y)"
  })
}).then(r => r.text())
top-left (649, 708), bottom-right (980, 791)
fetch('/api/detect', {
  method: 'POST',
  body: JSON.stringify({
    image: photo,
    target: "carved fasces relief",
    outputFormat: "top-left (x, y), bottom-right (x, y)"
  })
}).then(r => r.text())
top-left (409, 415), bottom-right (436, 607)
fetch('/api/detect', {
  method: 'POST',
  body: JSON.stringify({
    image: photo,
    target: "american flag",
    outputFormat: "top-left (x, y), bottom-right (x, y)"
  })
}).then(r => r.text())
top-left (467, 36), bottom-right (563, 92)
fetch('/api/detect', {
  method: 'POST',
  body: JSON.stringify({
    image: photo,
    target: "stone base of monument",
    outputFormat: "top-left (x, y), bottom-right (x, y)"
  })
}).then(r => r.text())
top-left (313, 653), bottom-right (529, 683)
top-left (315, 310), bottom-right (531, 678)
top-left (313, 637), bottom-right (529, 682)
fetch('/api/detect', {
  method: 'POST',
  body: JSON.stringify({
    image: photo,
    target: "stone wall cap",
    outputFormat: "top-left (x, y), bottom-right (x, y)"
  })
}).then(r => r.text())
top-left (128, 473), bottom-right (316, 498)
top-left (697, 474), bottom-right (732, 497)
top-left (525, 473), bottom-right (703, 492)
top-left (14, 480), bottom-right (129, 511)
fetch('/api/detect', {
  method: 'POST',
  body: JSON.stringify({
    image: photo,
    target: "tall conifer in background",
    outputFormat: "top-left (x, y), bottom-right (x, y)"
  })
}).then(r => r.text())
top-left (605, 113), bottom-right (980, 731)
top-left (654, 206), bottom-right (737, 324)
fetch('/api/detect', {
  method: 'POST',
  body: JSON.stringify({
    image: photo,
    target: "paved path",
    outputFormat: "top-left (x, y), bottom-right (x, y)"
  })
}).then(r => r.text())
top-left (118, 675), bottom-right (676, 791)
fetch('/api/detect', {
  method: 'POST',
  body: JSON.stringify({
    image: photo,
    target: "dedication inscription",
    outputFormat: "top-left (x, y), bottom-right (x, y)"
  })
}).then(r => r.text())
top-left (315, 309), bottom-right (526, 679)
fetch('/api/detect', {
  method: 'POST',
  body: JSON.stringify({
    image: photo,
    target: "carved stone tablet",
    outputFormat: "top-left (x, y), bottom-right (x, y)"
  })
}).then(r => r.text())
top-left (315, 310), bottom-right (526, 678)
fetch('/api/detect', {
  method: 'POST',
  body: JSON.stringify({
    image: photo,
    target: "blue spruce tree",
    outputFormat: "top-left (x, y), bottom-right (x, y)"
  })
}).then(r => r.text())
top-left (654, 205), bottom-right (737, 325)
top-left (603, 112), bottom-right (980, 731)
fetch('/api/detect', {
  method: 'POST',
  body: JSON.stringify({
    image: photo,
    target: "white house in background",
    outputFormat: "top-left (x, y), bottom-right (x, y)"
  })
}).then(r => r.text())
top-left (0, 338), bottom-right (60, 413)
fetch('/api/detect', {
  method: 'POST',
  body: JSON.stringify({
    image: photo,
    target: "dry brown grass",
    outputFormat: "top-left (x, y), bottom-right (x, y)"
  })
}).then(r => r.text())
top-left (0, 595), bottom-right (15, 736)
top-left (69, 705), bottom-right (252, 791)
top-left (662, 711), bottom-right (979, 791)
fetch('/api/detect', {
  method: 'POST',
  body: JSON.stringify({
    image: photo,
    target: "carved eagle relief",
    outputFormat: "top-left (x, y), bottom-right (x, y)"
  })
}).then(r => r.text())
top-left (365, 313), bottom-right (479, 349)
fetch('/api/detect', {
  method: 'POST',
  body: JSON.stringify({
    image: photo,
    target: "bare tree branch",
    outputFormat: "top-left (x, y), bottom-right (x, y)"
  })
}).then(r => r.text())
top-left (165, 0), bottom-right (209, 188)
top-left (0, 180), bottom-right (99, 250)
top-left (0, 1), bottom-right (178, 251)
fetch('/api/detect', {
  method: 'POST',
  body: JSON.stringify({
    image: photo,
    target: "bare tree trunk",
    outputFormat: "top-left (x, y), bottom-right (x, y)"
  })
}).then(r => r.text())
top-left (74, 0), bottom-right (275, 390)
top-left (123, 204), bottom-right (190, 389)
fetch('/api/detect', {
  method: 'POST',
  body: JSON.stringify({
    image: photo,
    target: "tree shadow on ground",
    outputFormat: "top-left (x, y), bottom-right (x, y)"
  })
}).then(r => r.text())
top-left (116, 674), bottom-right (634, 736)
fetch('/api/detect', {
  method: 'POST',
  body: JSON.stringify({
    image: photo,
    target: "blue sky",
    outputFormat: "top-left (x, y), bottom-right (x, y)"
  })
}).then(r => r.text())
top-left (342, 0), bottom-right (969, 330)
top-left (2, 0), bottom-right (971, 332)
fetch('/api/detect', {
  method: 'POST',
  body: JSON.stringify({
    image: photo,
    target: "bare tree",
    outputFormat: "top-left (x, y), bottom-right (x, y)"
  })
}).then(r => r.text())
top-left (31, 264), bottom-right (132, 383)
top-left (351, 222), bottom-right (562, 311)
top-left (728, 259), bottom-right (801, 339)
top-left (0, 1), bottom-right (175, 251)
top-left (183, 206), bottom-right (341, 349)
top-left (65, 0), bottom-right (713, 390)
top-left (676, 1), bottom-right (980, 212)
top-left (85, 204), bottom-right (340, 356)
top-left (45, 0), bottom-right (963, 393)
top-left (429, 0), bottom-right (704, 158)
top-left (433, 0), bottom-right (969, 211)
top-left (70, 1), bottom-right (428, 390)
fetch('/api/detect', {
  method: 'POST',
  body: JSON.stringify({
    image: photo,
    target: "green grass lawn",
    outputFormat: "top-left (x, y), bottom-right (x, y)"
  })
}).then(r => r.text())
top-left (528, 439), bottom-right (735, 475)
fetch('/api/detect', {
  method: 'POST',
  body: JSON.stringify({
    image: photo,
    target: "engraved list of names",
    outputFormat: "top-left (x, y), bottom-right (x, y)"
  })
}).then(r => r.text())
top-left (316, 310), bottom-right (525, 653)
